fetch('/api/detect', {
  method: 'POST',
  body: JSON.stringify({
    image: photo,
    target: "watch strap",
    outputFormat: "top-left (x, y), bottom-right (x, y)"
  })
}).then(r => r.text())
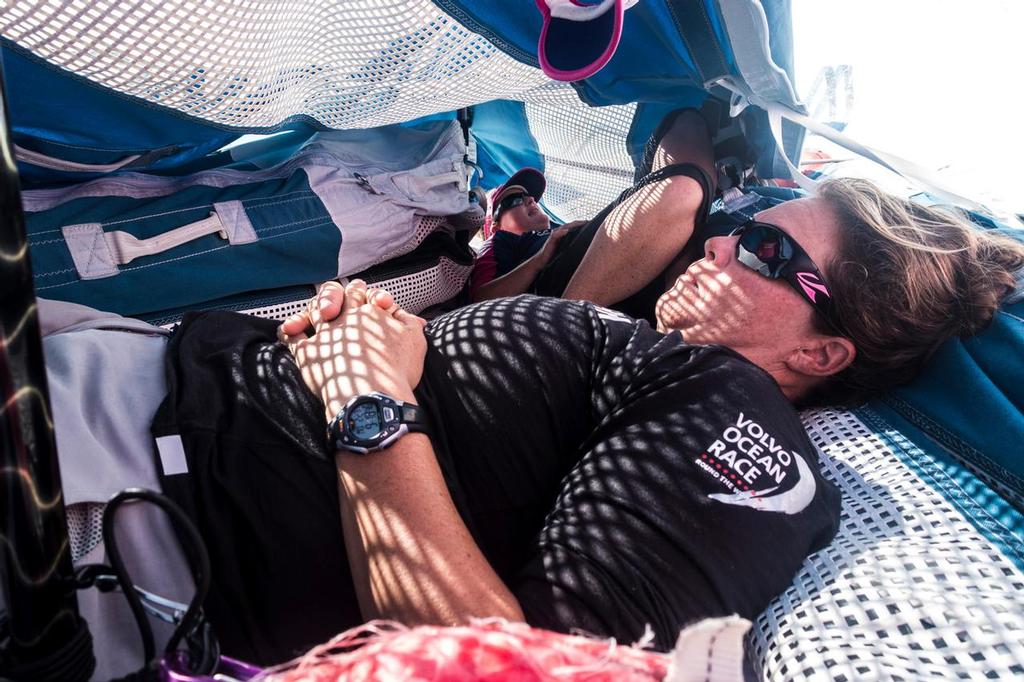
top-left (400, 402), bottom-right (427, 433)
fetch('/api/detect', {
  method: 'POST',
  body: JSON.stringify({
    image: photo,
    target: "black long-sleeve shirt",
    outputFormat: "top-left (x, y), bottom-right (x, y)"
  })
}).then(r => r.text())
top-left (154, 295), bottom-right (840, 663)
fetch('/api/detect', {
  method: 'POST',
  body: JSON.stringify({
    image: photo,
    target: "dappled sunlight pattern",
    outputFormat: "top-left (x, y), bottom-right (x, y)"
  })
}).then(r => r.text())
top-left (420, 296), bottom-right (596, 492)
top-left (143, 294), bottom-right (839, 660)
top-left (601, 176), bottom-right (671, 243)
top-left (414, 296), bottom-right (836, 650)
top-left (0, 1), bottom-right (550, 129)
top-left (655, 259), bottom-right (754, 343)
top-left (151, 311), bottom-right (360, 663)
top-left (562, 169), bottom-right (711, 309)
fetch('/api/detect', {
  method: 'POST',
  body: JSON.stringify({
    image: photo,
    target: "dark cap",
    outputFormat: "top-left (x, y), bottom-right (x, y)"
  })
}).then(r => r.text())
top-left (485, 168), bottom-right (547, 237)
top-left (492, 167), bottom-right (546, 206)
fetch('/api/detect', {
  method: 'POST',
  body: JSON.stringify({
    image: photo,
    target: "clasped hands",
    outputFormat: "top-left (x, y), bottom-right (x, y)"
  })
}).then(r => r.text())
top-left (279, 280), bottom-right (427, 421)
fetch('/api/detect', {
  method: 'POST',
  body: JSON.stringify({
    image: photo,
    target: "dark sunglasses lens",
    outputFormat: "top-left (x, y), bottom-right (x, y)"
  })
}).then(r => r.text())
top-left (501, 195), bottom-right (526, 211)
top-left (736, 225), bottom-right (793, 277)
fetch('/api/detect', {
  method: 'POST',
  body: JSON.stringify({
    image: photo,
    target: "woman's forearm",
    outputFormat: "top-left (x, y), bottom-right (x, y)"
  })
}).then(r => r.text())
top-left (471, 252), bottom-right (547, 302)
top-left (335, 431), bottom-right (524, 626)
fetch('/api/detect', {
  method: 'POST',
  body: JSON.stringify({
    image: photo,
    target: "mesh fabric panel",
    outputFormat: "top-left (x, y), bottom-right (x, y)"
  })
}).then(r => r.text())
top-left (1, 3), bottom-right (638, 222)
top-left (358, 215), bottom-right (448, 272)
top-left (67, 502), bottom-right (105, 563)
top-left (237, 213), bottom-right (472, 318)
top-left (238, 256), bottom-right (470, 320)
top-left (521, 83), bottom-right (638, 220)
top-left (750, 408), bottom-right (1024, 681)
top-left (0, 0), bottom-right (547, 129)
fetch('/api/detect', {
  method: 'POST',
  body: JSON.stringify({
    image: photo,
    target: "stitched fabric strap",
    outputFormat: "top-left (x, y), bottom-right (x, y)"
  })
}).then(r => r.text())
top-left (664, 616), bottom-right (750, 682)
top-left (61, 201), bottom-right (259, 278)
top-left (61, 223), bottom-right (118, 280)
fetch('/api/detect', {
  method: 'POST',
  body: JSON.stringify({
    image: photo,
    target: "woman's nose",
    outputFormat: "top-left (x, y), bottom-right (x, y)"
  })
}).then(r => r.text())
top-left (703, 234), bottom-right (736, 264)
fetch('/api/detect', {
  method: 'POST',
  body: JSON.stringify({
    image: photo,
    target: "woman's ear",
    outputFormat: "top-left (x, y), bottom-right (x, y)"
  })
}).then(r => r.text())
top-left (786, 335), bottom-right (856, 379)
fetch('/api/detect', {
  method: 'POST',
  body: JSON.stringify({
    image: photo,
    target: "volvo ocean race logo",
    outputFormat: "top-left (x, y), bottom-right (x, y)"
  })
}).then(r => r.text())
top-left (695, 412), bottom-right (816, 515)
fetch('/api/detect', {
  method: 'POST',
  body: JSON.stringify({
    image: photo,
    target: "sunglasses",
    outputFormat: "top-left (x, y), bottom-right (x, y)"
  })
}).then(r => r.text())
top-left (729, 220), bottom-right (846, 337)
top-left (493, 193), bottom-right (527, 221)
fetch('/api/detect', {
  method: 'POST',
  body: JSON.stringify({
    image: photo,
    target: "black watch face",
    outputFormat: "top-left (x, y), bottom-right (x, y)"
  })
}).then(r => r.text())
top-left (348, 401), bottom-right (384, 441)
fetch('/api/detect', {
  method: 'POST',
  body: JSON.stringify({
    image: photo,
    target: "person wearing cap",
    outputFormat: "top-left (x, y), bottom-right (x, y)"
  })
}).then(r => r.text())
top-left (469, 168), bottom-right (583, 302)
top-left (526, 108), bottom-right (721, 325)
top-left (468, 109), bottom-right (718, 316)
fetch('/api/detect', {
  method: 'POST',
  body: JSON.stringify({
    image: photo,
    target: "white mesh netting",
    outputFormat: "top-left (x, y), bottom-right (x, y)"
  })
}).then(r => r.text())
top-left (361, 256), bottom-right (471, 315)
top-left (66, 501), bottom-right (105, 563)
top-left (1, 2), bottom-right (638, 222)
top-left (0, 0), bottom-right (548, 130)
top-left (751, 408), bottom-right (1024, 681)
top-left (239, 255), bottom-right (471, 321)
top-left (237, 213), bottom-right (473, 319)
top-left (521, 83), bottom-right (638, 221)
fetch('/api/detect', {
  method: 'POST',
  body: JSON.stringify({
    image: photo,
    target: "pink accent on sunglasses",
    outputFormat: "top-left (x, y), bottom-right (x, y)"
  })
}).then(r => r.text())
top-left (796, 271), bottom-right (830, 302)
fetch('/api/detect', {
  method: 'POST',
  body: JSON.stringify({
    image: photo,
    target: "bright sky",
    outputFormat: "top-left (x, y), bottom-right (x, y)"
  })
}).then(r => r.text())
top-left (791, 0), bottom-right (1023, 222)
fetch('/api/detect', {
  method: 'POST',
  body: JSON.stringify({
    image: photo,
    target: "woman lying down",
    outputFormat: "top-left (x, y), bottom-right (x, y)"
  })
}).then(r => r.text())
top-left (42, 180), bottom-right (1023, 674)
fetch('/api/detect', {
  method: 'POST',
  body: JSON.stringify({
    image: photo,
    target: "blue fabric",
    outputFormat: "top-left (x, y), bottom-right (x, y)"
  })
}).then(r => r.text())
top-left (433, 0), bottom-right (795, 181)
top-left (866, 221), bottom-right (1024, 508)
top-left (492, 229), bottom-right (551, 276)
top-left (763, 0), bottom-right (796, 90)
top-left (4, 41), bottom-right (458, 185)
top-left (873, 296), bottom-right (1024, 507)
top-left (857, 404), bottom-right (1024, 572)
top-left (433, 0), bottom-right (727, 107)
top-left (2, 41), bottom-right (240, 184)
top-left (470, 100), bottom-right (545, 190)
top-left (6, 0), bottom-right (797, 185)
top-left (26, 171), bottom-right (340, 316)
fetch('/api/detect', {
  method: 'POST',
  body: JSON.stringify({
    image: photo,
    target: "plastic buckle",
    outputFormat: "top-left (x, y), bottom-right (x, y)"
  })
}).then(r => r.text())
top-left (353, 172), bottom-right (380, 194)
top-left (73, 564), bottom-right (188, 625)
top-left (721, 187), bottom-right (760, 214)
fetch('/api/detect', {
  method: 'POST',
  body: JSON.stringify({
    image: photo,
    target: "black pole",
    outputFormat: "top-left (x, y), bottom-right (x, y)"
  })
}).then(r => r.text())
top-left (0, 53), bottom-right (95, 680)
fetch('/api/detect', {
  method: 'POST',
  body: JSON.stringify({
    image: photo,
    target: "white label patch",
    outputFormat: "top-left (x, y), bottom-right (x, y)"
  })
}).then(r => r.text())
top-left (698, 412), bottom-right (816, 515)
top-left (593, 306), bottom-right (633, 325)
top-left (156, 435), bottom-right (189, 476)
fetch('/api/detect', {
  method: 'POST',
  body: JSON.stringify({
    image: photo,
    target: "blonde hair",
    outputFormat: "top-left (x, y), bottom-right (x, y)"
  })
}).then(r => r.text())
top-left (807, 177), bottom-right (1024, 406)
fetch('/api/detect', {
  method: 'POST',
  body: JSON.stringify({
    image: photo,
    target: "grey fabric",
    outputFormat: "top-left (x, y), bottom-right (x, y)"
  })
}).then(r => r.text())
top-left (41, 313), bottom-right (193, 679)
top-left (38, 298), bottom-right (169, 338)
top-left (61, 222), bottom-right (118, 279)
top-left (301, 120), bottom-right (470, 276)
top-left (39, 298), bottom-right (125, 336)
top-left (213, 199), bottom-right (259, 245)
top-left (44, 328), bottom-right (168, 505)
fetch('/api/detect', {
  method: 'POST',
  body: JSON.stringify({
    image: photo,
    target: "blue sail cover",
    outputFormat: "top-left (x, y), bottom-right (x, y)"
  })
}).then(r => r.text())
top-left (0, 0), bottom-right (800, 204)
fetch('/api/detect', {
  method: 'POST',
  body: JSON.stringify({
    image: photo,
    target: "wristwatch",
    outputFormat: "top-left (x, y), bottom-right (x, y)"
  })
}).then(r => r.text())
top-left (327, 392), bottom-right (428, 454)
